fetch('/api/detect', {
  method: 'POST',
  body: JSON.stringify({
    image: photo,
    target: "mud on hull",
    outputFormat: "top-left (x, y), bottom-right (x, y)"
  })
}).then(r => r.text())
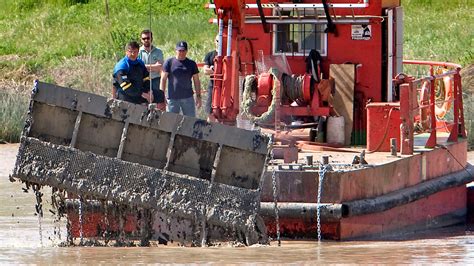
top-left (12, 82), bottom-right (271, 246)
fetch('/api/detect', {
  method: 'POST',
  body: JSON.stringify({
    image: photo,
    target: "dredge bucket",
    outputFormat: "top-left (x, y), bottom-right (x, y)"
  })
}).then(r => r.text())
top-left (12, 81), bottom-right (270, 245)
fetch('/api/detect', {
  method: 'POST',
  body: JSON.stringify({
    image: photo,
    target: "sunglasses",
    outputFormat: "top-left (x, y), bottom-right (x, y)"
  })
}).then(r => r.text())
top-left (141, 37), bottom-right (151, 40)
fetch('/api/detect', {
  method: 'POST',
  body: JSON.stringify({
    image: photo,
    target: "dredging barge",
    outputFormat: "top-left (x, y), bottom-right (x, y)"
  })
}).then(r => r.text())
top-left (11, 0), bottom-right (473, 244)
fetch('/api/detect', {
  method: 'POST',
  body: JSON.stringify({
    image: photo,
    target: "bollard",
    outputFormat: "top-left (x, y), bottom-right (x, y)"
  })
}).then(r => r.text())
top-left (390, 138), bottom-right (397, 156)
top-left (322, 155), bottom-right (329, 165)
top-left (306, 155), bottom-right (313, 166)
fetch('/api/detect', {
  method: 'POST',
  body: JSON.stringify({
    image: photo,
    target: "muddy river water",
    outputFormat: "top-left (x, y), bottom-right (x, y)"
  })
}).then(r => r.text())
top-left (2, 144), bottom-right (474, 264)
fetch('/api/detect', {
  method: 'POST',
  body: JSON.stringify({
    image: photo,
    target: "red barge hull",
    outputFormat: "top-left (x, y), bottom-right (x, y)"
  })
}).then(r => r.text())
top-left (65, 140), bottom-right (472, 240)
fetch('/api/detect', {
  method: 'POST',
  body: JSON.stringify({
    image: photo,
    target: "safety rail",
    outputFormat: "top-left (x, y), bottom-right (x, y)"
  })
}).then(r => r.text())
top-left (398, 60), bottom-right (466, 155)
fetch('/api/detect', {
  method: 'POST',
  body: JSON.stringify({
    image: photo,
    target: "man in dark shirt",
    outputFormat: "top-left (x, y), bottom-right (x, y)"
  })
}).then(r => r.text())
top-left (112, 41), bottom-right (153, 105)
top-left (203, 36), bottom-right (218, 122)
top-left (160, 41), bottom-right (201, 117)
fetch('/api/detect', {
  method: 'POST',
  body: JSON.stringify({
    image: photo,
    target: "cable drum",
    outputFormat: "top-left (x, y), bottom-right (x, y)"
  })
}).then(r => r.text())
top-left (281, 74), bottom-right (305, 102)
top-left (241, 70), bottom-right (307, 124)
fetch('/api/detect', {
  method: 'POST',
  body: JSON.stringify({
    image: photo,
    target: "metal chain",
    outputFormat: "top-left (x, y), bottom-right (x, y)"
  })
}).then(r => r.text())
top-left (316, 164), bottom-right (328, 242)
top-left (78, 196), bottom-right (84, 245)
top-left (270, 148), bottom-right (281, 246)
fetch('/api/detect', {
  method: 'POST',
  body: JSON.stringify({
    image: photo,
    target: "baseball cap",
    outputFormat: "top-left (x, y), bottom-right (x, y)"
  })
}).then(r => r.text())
top-left (176, 41), bottom-right (188, 51)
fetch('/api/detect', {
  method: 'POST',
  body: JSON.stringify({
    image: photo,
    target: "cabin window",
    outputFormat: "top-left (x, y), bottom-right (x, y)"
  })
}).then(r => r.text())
top-left (273, 9), bottom-right (327, 56)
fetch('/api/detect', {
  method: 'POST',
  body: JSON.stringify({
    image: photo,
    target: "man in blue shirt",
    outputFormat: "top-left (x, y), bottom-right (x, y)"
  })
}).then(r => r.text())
top-left (112, 41), bottom-right (153, 104)
top-left (160, 41), bottom-right (201, 117)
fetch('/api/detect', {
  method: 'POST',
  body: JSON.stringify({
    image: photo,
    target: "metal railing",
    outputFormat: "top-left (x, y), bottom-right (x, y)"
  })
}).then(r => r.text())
top-left (398, 60), bottom-right (466, 155)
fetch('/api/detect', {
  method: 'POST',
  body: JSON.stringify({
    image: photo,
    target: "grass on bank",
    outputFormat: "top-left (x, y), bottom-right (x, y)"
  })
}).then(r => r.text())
top-left (403, 0), bottom-right (473, 66)
top-left (0, 0), bottom-right (215, 91)
top-left (0, 91), bottom-right (29, 143)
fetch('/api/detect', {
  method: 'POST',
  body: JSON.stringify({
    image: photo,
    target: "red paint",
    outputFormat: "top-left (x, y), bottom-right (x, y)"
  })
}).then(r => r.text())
top-left (339, 186), bottom-right (466, 239)
top-left (68, 212), bottom-right (138, 238)
top-left (366, 103), bottom-right (401, 152)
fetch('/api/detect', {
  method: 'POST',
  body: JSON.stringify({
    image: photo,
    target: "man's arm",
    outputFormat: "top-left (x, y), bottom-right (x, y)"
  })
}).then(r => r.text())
top-left (203, 52), bottom-right (214, 75)
top-left (141, 67), bottom-right (153, 103)
top-left (147, 49), bottom-right (164, 75)
top-left (160, 71), bottom-right (169, 97)
top-left (146, 61), bottom-right (163, 73)
top-left (203, 64), bottom-right (213, 75)
top-left (193, 73), bottom-right (202, 108)
top-left (112, 86), bottom-right (118, 99)
top-left (113, 70), bottom-right (132, 92)
top-left (141, 75), bottom-right (153, 103)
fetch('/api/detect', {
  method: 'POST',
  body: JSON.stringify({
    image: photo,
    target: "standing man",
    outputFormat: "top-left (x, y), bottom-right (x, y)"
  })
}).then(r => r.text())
top-left (161, 41), bottom-right (201, 117)
top-left (112, 41), bottom-right (153, 105)
top-left (138, 29), bottom-right (165, 110)
top-left (203, 36), bottom-right (219, 122)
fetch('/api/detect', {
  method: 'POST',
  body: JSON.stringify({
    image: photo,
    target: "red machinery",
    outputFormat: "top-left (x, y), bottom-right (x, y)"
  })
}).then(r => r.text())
top-left (207, 0), bottom-right (403, 145)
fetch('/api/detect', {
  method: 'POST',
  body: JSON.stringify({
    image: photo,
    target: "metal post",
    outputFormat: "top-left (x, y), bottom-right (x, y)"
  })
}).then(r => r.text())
top-left (399, 83), bottom-right (413, 155)
top-left (456, 68), bottom-right (467, 138)
top-left (390, 138), bottom-right (397, 156)
top-left (322, 155), bottom-right (329, 165)
top-left (425, 74), bottom-right (437, 148)
top-left (448, 70), bottom-right (460, 142)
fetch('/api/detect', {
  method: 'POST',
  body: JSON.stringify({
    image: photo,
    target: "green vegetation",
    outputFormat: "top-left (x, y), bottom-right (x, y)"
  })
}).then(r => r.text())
top-left (0, 0), bottom-right (215, 90)
top-left (403, 0), bottom-right (473, 66)
top-left (0, 0), bottom-right (473, 142)
top-left (0, 91), bottom-right (29, 143)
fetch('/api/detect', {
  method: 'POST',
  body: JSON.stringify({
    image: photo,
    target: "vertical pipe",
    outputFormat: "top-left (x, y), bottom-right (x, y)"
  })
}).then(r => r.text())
top-left (212, 10), bottom-right (225, 118)
top-left (226, 18), bottom-right (232, 57)
top-left (387, 9), bottom-right (394, 102)
top-left (218, 17), bottom-right (224, 57)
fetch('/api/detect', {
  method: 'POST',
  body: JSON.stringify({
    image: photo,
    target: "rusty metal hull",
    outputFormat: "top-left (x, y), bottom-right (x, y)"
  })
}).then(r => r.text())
top-left (61, 141), bottom-right (473, 241)
top-left (260, 140), bottom-right (473, 240)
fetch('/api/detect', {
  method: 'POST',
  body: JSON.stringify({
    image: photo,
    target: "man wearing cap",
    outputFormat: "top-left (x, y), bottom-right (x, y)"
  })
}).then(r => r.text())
top-left (138, 29), bottom-right (165, 110)
top-left (160, 41), bottom-right (201, 117)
